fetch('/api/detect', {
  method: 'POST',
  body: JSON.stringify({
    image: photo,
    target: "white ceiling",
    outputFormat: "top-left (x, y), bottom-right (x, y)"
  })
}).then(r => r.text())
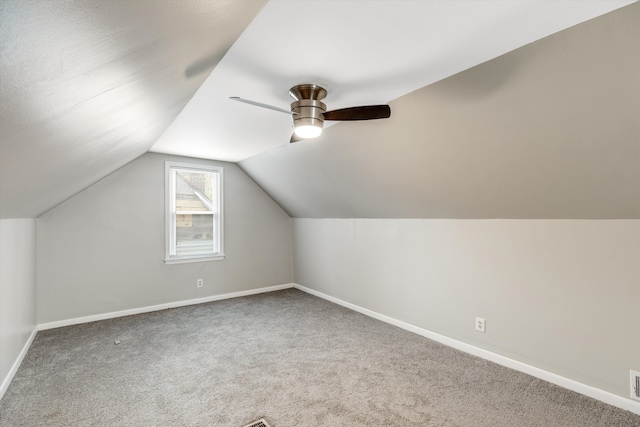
top-left (239, 3), bottom-right (640, 218)
top-left (0, 0), bottom-right (635, 218)
top-left (0, 0), bottom-right (265, 218)
top-left (150, 0), bottom-right (635, 162)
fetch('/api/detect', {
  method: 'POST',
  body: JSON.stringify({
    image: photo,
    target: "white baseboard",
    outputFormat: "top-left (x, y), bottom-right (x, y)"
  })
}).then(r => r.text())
top-left (0, 326), bottom-right (38, 401)
top-left (38, 283), bottom-right (295, 331)
top-left (293, 283), bottom-right (640, 416)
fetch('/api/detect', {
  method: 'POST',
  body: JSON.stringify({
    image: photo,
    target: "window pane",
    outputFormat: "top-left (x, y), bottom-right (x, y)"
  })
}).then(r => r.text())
top-left (176, 213), bottom-right (214, 256)
top-left (175, 170), bottom-right (214, 213)
top-left (165, 162), bottom-right (223, 263)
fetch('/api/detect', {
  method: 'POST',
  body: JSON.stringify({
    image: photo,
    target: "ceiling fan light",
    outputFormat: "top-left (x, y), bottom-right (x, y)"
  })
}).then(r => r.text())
top-left (294, 124), bottom-right (322, 139)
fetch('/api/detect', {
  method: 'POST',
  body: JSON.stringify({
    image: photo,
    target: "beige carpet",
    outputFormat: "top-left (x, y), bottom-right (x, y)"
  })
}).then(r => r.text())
top-left (1, 289), bottom-right (638, 426)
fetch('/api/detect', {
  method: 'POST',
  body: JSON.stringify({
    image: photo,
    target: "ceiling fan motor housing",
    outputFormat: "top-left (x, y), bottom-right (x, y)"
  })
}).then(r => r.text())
top-left (291, 99), bottom-right (326, 129)
top-left (290, 84), bottom-right (327, 131)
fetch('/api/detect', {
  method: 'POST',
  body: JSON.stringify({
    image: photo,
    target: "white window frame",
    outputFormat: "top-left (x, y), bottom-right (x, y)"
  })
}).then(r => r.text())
top-left (164, 161), bottom-right (224, 264)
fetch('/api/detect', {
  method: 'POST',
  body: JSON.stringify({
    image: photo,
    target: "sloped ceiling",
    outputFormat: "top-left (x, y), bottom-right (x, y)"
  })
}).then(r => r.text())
top-left (1, 1), bottom-right (636, 219)
top-left (0, 0), bottom-right (266, 218)
top-left (239, 4), bottom-right (640, 219)
top-left (150, 0), bottom-right (633, 162)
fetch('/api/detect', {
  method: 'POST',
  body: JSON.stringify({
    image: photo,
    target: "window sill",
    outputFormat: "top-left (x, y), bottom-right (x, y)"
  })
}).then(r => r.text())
top-left (164, 254), bottom-right (225, 265)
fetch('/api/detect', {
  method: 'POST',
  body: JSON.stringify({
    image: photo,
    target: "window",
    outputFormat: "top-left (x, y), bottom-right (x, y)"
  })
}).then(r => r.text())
top-left (165, 162), bottom-right (223, 264)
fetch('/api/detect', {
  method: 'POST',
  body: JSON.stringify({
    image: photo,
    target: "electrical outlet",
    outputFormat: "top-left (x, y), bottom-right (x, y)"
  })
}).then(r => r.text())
top-left (475, 317), bottom-right (486, 333)
top-left (197, 279), bottom-right (203, 288)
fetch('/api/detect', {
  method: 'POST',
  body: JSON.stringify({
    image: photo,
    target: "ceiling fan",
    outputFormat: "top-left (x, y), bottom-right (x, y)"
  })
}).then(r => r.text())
top-left (230, 84), bottom-right (391, 143)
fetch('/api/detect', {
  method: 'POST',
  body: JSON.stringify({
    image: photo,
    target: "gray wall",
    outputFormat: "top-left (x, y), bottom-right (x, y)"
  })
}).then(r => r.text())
top-left (0, 219), bottom-right (37, 395)
top-left (294, 218), bottom-right (640, 399)
top-left (37, 153), bottom-right (293, 324)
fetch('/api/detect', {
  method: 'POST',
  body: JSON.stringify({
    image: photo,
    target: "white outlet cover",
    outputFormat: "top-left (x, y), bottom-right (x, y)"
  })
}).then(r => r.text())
top-left (475, 317), bottom-right (486, 333)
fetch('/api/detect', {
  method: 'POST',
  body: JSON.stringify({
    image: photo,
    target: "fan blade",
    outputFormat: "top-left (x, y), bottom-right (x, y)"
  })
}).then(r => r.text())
top-left (290, 133), bottom-right (304, 143)
top-left (229, 97), bottom-right (291, 115)
top-left (323, 105), bottom-right (390, 121)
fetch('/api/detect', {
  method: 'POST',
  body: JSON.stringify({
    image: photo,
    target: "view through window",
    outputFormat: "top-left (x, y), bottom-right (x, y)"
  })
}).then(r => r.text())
top-left (165, 162), bottom-right (223, 263)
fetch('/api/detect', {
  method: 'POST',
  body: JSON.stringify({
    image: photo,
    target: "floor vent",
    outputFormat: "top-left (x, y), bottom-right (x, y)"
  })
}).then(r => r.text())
top-left (242, 418), bottom-right (271, 427)
top-left (632, 370), bottom-right (640, 401)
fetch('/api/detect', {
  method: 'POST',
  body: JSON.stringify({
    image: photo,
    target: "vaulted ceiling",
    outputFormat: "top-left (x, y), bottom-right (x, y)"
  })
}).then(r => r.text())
top-left (1, 1), bottom-right (637, 219)
top-left (240, 3), bottom-right (640, 218)
top-left (0, 0), bottom-right (266, 218)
